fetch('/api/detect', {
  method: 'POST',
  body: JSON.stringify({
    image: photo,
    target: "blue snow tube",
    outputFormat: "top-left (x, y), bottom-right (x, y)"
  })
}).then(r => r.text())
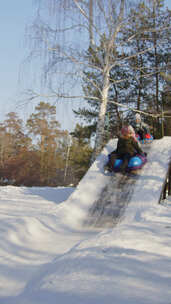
top-left (113, 158), bottom-right (123, 169)
top-left (127, 155), bottom-right (144, 170)
top-left (110, 153), bottom-right (147, 172)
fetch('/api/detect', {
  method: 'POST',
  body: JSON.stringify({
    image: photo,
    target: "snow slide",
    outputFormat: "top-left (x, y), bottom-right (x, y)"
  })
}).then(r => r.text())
top-left (60, 136), bottom-right (171, 229)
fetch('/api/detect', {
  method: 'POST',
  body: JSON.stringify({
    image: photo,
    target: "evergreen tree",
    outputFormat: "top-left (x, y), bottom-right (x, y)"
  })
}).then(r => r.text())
top-left (26, 102), bottom-right (67, 184)
top-left (0, 112), bottom-right (31, 163)
top-left (69, 124), bottom-right (93, 181)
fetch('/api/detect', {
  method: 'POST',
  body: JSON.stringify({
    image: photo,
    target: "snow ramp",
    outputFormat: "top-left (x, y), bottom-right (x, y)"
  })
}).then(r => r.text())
top-left (61, 137), bottom-right (171, 229)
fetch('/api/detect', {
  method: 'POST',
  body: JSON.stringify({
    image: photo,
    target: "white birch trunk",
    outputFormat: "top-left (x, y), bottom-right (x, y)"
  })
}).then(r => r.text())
top-left (92, 68), bottom-right (110, 161)
top-left (91, 0), bottom-right (125, 161)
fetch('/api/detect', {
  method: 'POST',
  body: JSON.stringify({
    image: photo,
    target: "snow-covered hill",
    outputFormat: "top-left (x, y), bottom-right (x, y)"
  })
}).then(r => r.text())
top-left (0, 137), bottom-right (171, 304)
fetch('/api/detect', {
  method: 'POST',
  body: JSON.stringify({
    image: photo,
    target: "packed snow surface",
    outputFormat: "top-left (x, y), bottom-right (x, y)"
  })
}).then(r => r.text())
top-left (0, 137), bottom-right (171, 304)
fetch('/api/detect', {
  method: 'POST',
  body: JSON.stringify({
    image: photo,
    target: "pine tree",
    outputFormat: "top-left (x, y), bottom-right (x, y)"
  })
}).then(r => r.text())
top-left (26, 102), bottom-right (67, 184)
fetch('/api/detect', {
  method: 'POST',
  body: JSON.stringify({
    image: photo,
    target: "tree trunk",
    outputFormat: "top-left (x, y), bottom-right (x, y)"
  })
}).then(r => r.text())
top-left (91, 0), bottom-right (125, 161)
top-left (40, 134), bottom-right (45, 182)
top-left (92, 68), bottom-right (110, 161)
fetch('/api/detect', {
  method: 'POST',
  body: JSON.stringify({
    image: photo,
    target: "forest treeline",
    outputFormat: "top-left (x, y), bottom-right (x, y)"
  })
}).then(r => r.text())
top-left (0, 102), bottom-right (92, 187)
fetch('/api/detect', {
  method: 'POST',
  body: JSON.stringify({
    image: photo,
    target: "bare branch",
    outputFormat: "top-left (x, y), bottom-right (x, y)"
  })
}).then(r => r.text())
top-left (73, 0), bottom-right (103, 39)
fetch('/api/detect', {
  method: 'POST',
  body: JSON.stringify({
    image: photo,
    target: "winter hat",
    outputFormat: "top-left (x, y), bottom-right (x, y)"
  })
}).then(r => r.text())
top-left (121, 125), bottom-right (129, 136)
top-left (135, 113), bottom-right (141, 121)
top-left (121, 125), bottom-right (136, 138)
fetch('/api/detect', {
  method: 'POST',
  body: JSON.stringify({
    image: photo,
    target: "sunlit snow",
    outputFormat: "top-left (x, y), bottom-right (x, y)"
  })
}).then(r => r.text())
top-left (0, 137), bottom-right (171, 304)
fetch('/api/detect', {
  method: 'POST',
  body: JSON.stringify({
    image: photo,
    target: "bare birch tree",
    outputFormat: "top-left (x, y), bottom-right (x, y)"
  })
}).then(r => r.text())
top-left (27, 0), bottom-right (169, 160)
top-left (27, 0), bottom-right (127, 161)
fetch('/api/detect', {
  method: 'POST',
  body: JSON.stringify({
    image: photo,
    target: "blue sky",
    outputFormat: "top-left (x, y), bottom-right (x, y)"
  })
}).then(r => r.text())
top-left (0, 1), bottom-right (35, 120)
top-left (0, 0), bottom-right (171, 131)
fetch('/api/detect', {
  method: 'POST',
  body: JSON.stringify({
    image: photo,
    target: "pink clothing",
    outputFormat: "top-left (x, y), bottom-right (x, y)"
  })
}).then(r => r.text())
top-left (121, 125), bottom-right (138, 142)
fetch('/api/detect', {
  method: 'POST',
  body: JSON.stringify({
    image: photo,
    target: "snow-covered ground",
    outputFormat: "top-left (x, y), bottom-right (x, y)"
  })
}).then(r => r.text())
top-left (0, 137), bottom-right (171, 304)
